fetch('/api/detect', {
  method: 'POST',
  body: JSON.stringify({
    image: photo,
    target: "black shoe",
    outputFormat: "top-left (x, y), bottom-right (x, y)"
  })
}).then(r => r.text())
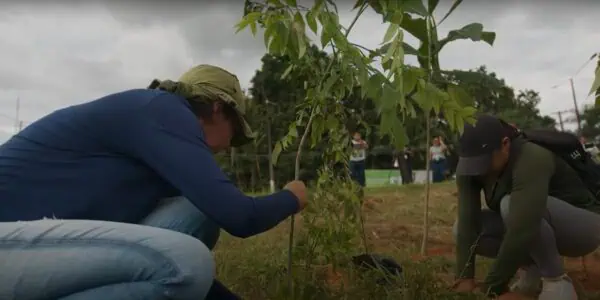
top-left (205, 280), bottom-right (242, 300)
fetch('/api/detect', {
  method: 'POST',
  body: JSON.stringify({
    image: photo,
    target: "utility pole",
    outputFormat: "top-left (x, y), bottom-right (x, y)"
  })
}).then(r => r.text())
top-left (550, 109), bottom-right (573, 132)
top-left (557, 111), bottom-right (565, 131)
top-left (569, 78), bottom-right (582, 133)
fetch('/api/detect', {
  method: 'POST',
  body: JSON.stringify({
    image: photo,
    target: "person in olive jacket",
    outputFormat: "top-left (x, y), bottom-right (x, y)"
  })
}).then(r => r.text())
top-left (451, 114), bottom-right (600, 300)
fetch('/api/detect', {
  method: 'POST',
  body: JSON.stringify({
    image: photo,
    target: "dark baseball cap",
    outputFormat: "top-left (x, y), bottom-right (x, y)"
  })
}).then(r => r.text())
top-left (456, 114), bottom-right (506, 176)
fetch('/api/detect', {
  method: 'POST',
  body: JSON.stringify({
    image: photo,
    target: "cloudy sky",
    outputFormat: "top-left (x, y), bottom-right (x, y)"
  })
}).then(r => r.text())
top-left (0, 1), bottom-right (598, 142)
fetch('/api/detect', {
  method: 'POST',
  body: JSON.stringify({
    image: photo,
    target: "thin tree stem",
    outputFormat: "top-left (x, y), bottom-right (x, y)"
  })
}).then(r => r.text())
top-left (286, 3), bottom-right (369, 297)
top-left (420, 14), bottom-right (435, 256)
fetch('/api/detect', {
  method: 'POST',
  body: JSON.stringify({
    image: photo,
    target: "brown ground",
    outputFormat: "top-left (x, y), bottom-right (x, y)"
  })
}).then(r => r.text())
top-left (359, 184), bottom-right (600, 293)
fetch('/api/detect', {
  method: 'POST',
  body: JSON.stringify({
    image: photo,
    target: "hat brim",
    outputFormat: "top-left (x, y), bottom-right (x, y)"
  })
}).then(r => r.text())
top-left (216, 92), bottom-right (254, 147)
top-left (181, 84), bottom-right (255, 147)
top-left (455, 154), bottom-right (492, 176)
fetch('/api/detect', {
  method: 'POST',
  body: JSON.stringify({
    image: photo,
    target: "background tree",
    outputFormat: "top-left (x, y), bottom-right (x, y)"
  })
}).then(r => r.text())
top-left (580, 104), bottom-right (600, 141)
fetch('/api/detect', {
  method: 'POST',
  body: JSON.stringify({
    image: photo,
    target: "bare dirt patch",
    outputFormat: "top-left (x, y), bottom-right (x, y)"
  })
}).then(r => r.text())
top-left (361, 184), bottom-right (600, 295)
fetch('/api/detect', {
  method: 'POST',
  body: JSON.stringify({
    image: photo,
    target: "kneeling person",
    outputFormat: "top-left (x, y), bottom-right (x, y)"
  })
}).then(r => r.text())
top-left (0, 65), bottom-right (307, 300)
top-left (452, 115), bottom-right (600, 299)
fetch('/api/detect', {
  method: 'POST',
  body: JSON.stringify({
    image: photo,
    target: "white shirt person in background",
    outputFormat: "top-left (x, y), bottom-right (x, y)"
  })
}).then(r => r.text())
top-left (350, 131), bottom-right (368, 188)
top-left (430, 136), bottom-right (448, 183)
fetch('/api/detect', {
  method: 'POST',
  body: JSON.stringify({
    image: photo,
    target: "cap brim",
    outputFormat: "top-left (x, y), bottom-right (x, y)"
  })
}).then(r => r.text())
top-left (201, 87), bottom-right (254, 147)
top-left (455, 154), bottom-right (492, 176)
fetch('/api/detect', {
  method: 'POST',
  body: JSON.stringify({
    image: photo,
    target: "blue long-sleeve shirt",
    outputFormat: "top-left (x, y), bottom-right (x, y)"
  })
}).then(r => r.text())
top-left (0, 89), bottom-right (299, 238)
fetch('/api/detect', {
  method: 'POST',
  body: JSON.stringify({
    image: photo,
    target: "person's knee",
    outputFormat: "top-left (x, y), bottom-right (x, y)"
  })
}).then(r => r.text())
top-left (161, 235), bottom-right (216, 299)
top-left (141, 197), bottom-right (221, 250)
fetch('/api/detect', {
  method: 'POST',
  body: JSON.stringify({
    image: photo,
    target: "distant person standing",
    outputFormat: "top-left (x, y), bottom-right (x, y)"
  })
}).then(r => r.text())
top-left (396, 146), bottom-right (413, 184)
top-left (430, 136), bottom-right (448, 183)
top-left (350, 132), bottom-right (368, 188)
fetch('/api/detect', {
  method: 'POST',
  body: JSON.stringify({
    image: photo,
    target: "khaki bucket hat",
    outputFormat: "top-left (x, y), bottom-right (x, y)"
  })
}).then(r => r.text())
top-left (148, 64), bottom-right (254, 147)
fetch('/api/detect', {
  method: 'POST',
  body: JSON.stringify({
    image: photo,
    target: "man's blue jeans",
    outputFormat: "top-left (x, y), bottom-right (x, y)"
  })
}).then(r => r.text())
top-left (0, 196), bottom-right (221, 300)
top-left (431, 158), bottom-right (447, 183)
top-left (350, 160), bottom-right (366, 187)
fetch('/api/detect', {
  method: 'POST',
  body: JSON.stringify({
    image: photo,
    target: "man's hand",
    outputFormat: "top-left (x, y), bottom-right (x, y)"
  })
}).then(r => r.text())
top-left (452, 279), bottom-right (478, 293)
top-left (284, 180), bottom-right (307, 211)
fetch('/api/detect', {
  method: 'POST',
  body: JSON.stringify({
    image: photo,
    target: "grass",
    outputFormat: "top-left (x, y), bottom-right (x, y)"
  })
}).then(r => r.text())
top-left (213, 182), bottom-right (600, 299)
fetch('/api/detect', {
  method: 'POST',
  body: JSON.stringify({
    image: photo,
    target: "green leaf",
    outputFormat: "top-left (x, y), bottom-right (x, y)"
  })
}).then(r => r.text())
top-left (382, 38), bottom-right (398, 63)
top-left (460, 106), bottom-right (478, 118)
top-left (402, 42), bottom-right (420, 56)
top-left (427, 0), bottom-right (440, 14)
top-left (319, 13), bottom-right (335, 47)
top-left (263, 20), bottom-right (275, 48)
top-left (326, 115), bottom-right (339, 129)
top-left (297, 34), bottom-right (307, 58)
top-left (306, 11), bottom-right (318, 33)
top-left (390, 30), bottom-right (405, 73)
top-left (414, 80), bottom-right (445, 114)
top-left (445, 109), bottom-right (456, 131)
top-left (294, 12), bottom-right (305, 31)
top-left (281, 64), bottom-right (294, 79)
top-left (446, 84), bottom-right (473, 106)
top-left (391, 120), bottom-right (409, 150)
top-left (285, 0), bottom-right (297, 7)
top-left (439, 23), bottom-right (496, 51)
top-left (293, 13), bottom-right (307, 58)
top-left (358, 67), bottom-right (370, 98)
top-left (371, 42), bottom-right (420, 59)
top-left (235, 12), bottom-right (261, 33)
top-left (314, 0), bottom-right (325, 13)
top-left (326, 0), bottom-right (339, 13)
top-left (456, 116), bottom-right (465, 135)
top-left (366, 73), bottom-right (386, 99)
top-left (288, 123), bottom-right (299, 137)
top-left (402, 67), bottom-right (422, 94)
top-left (437, 0), bottom-right (462, 26)
top-left (432, 91), bottom-right (449, 115)
top-left (402, 0), bottom-right (429, 17)
top-left (271, 142), bottom-right (283, 166)
top-left (276, 21), bottom-right (290, 53)
top-left (378, 84), bottom-right (398, 114)
top-left (322, 72), bottom-right (340, 94)
top-left (382, 23), bottom-right (399, 44)
top-left (399, 14), bottom-right (428, 43)
top-left (353, 0), bottom-right (367, 9)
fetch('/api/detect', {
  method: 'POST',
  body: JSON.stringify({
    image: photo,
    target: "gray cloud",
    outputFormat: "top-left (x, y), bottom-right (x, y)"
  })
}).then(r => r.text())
top-left (0, 1), bottom-right (598, 141)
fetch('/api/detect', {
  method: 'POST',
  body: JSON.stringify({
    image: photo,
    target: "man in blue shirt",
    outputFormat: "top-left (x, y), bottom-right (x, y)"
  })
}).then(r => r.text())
top-left (0, 64), bottom-right (307, 300)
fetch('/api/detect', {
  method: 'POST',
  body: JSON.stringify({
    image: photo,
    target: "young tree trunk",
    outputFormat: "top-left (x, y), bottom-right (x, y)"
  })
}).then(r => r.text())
top-left (287, 107), bottom-right (317, 297)
top-left (267, 111), bottom-right (276, 193)
top-left (420, 116), bottom-right (431, 256)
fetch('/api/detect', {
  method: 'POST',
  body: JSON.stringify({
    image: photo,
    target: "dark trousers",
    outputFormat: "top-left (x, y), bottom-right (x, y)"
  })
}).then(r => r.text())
top-left (350, 160), bottom-right (366, 187)
top-left (431, 158), bottom-right (447, 183)
top-left (399, 157), bottom-right (413, 184)
top-left (453, 196), bottom-right (600, 278)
